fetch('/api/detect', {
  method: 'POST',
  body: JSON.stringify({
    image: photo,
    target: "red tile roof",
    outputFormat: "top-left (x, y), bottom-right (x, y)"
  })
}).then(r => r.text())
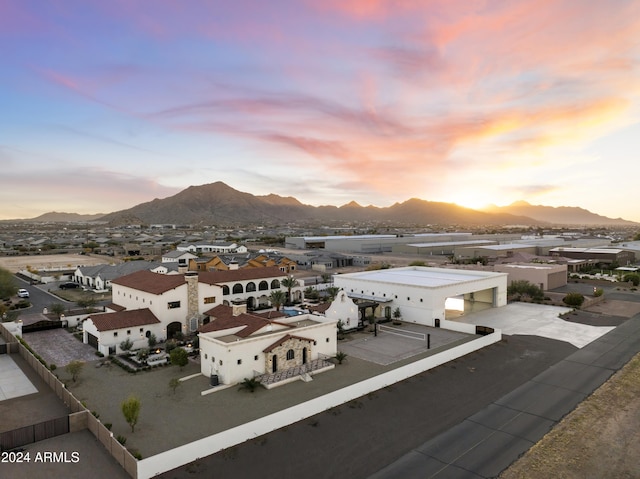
top-left (198, 266), bottom-right (286, 285)
top-left (111, 270), bottom-right (187, 295)
top-left (87, 308), bottom-right (161, 332)
top-left (199, 304), bottom-right (291, 337)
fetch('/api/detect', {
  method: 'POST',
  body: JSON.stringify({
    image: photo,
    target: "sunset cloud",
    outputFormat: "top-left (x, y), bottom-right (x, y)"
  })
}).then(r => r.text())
top-left (1, 0), bottom-right (640, 221)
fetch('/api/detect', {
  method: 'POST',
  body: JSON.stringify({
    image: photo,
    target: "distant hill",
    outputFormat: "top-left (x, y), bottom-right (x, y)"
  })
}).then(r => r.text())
top-left (483, 201), bottom-right (636, 226)
top-left (98, 182), bottom-right (540, 226)
top-left (10, 212), bottom-right (107, 223)
top-left (9, 183), bottom-right (636, 227)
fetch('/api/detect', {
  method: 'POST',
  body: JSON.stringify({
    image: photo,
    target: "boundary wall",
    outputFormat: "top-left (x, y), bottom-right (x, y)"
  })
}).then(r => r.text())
top-left (137, 329), bottom-right (501, 479)
top-left (0, 323), bottom-right (138, 479)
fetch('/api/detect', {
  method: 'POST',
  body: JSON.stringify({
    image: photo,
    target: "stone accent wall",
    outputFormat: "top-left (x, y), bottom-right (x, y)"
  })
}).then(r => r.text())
top-left (186, 273), bottom-right (199, 331)
top-left (265, 337), bottom-right (312, 372)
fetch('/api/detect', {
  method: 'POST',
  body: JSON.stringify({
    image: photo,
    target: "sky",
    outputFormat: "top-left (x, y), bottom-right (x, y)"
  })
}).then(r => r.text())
top-left (1, 0), bottom-right (640, 222)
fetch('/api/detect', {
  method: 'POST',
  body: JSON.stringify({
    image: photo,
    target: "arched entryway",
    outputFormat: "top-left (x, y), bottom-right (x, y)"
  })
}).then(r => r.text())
top-left (167, 321), bottom-right (182, 339)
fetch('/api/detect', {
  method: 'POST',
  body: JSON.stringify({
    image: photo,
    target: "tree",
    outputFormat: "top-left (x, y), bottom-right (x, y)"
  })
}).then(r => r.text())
top-left (0, 267), bottom-right (18, 299)
top-left (507, 280), bottom-right (544, 301)
top-left (238, 377), bottom-right (261, 393)
top-left (147, 333), bottom-right (157, 349)
top-left (335, 352), bottom-right (348, 364)
top-left (268, 290), bottom-right (286, 311)
top-left (170, 347), bottom-right (189, 370)
top-left (65, 360), bottom-right (85, 382)
top-left (563, 292), bottom-right (585, 308)
top-left (623, 273), bottom-right (640, 286)
top-left (50, 303), bottom-right (66, 318)
top-left (325, 287), bottom-right (340, 301)
top-left (281, 276), bottom-right (299, 304)
top-left (168, 378), bottom-right (181, 395)
top-left (304, 286), bottom-right (319, 301)
top-left (121, 395), bottom-right (141, 433)
top-left (120, 338), bottom-right (134, 352)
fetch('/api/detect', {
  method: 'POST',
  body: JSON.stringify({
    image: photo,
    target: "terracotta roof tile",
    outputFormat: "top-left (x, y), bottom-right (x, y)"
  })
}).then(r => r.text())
top-left (199, 304), bottom-right (291, 336)
top-left (198, 266), bottom-right (286, 285)
top-left (111, 270), bottom-right (186, 294)
top-left (88, 308), bottom-right (161, 332)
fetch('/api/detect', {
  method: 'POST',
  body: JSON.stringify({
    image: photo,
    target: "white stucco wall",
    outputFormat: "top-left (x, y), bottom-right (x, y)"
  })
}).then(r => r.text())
top-left (83, 318), bottom-right (164, 355)
top-left (334, 267), bottom-right (508, 327)
top-left (199, 317), bottom-right (337, 384)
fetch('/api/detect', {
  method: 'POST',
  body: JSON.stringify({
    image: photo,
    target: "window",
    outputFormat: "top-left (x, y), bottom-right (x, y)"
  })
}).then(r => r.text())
top-left (246, 282), bottom-right (256, 292)
top-left (254, 355), bottom-right (258, 361)
top-left (168, 301), bottom-right (181, 309)
top-left (113, 332), bottom-right (118, 337)
top-left (140, 328), bottom-right (144, 332)
top-left (271, 279), bottom-right (280, 289)
top-left (259, 281), bottom-right (268, 291)
top-left (204, 296), bottom-right (216, 304)
top-left (286, 349), bottom-right (294, 360)
top-left (212, 357), bottom-right (215, 363)
top-left (127, 330), bottom-right (131, 335)
top-left (326, 338), bottom-right (329, 342)
top-left (237, 359), bottom-right (242, 365)
top-left (222, 285), bottom-right (230, 295)
top-left (204, 354), bottom-right (208, 360)
top-left (219, 360), bottom-right (223, 365)
top-left (232, 283), bottom-right (243, 294)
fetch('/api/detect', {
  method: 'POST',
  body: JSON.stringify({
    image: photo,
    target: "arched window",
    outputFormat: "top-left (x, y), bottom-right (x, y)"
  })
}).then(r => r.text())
top-left (232, 283), bottom-right (243, 294)
top-left (286, 349), bottom-right (294, 360)
top-left (246, 282), bottom-right (256, 292)
top-left (222, 285), bottom-right (230, 296)
top-left (259, 281), bottom-right (269, 291)
top-left (271, 279), bottom-right (280, 289)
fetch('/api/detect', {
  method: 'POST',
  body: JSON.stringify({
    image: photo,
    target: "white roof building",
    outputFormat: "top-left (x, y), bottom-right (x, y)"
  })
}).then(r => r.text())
top-left (334, 266), bottom-right (508, 327)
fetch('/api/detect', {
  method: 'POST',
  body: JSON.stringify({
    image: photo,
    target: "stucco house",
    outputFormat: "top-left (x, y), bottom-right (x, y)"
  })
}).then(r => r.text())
top-left (198, 303), bottom-right (337, 386)
top-left (83, 309), bottom-right (164, 356)
top-left (81, 267), bottom-right (304, 353)
top-left (161, 250), bottom-right (197, 268)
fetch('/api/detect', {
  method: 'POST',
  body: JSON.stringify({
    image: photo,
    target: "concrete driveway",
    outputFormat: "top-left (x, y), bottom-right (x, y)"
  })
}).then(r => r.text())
top-left (456, 302), bottom-right (616, 348)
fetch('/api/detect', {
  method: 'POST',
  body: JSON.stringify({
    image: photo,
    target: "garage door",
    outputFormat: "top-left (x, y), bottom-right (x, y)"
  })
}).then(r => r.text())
top-left (87, 333), bottom-right (98, 349)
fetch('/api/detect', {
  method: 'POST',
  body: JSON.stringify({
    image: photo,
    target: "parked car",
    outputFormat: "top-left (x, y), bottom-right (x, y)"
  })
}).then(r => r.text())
top-left (17, 288), bottom-right (30, 298)
top-left (60, 282), bottom-right (80, 290)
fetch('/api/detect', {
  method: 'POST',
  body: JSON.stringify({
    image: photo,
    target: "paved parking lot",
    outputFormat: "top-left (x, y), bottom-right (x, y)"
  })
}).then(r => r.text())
top-left (339, 323), bottom-right (474, 365)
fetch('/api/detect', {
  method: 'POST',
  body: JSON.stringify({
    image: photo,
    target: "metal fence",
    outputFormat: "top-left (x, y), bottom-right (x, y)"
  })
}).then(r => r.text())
top-left (0, 416), bottom-right (69, 451)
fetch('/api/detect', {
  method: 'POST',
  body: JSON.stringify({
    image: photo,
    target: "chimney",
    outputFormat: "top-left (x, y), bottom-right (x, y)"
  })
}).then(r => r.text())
top-left (229, 260), bottom-right (239, 271)
top-left (232, 300), bottom-right (247, 316)
top-left (185, 272), bottom-right (199, 329)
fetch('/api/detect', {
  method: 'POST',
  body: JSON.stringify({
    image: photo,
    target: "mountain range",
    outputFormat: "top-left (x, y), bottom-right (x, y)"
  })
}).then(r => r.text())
top-left (9, 182), bottom-right (638, 227)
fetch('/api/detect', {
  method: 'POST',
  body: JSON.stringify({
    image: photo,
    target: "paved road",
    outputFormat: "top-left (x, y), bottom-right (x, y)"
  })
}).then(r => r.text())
top-left (157, 334), bottom-right (578, 479)
top-left (370, 314), bottom-right (640, 478)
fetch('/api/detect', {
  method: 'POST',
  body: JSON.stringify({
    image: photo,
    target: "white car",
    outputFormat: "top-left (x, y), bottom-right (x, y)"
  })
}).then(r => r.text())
top-left (17, 288), bottom-right (30, 298)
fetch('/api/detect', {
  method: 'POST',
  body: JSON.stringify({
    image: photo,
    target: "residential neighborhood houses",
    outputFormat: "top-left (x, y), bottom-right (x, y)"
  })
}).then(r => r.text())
top-left (1, 221), bottom-right (640, 479)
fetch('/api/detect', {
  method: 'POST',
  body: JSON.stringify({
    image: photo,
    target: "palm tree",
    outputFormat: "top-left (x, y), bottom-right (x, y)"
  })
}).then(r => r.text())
top-left (268, 290), bottom-right (286, 311)
top-left (238, 377), bottom-right (261, 393)
top-left (281, 275), bottom-right (299, 304)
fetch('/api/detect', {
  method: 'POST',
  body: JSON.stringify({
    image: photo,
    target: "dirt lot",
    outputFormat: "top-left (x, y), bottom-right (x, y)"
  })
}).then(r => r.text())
top-left (0, 253), bottom-right (114, 273)
top-left (501, 352), bottom-right (640, 479)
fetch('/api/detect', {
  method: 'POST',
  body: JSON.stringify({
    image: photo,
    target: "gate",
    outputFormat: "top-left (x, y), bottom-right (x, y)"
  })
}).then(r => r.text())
top-left (22, 320), bottom-right (63, 334)
top-left (0, 416), bottom-right (69, 451)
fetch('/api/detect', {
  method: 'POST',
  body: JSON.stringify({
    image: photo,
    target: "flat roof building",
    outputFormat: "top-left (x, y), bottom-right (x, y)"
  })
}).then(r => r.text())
top-left (334, 266), bottom-right (508, 327)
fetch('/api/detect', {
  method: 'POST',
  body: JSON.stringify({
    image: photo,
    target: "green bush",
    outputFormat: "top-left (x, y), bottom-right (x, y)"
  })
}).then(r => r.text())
top-left (563, 292), bottom-right (585, 308)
